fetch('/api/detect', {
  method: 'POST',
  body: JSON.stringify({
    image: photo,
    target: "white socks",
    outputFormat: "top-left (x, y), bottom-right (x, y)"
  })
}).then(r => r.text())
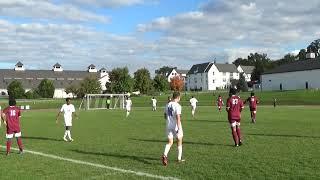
top-left (64, 131), bottom-right (68, 138)
top-left (192, 110), bottom-right (195, 117)
top-left (178, 145), bottom-right (183, 160)
top-left (126, 111), bottom-right (130, 117)
top-left (66, 130), bottom-right (72, 139)
top-left (164, 144), bottom-right (172, 157)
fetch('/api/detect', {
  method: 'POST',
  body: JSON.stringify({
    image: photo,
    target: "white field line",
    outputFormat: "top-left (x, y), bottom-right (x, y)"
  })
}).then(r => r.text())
top-left (1, 146), bottom-right (180, 180)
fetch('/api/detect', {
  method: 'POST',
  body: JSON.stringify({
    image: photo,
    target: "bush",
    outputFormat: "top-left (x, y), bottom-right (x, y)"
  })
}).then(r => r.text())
top-left (7, 80), bottom-right (25, 99)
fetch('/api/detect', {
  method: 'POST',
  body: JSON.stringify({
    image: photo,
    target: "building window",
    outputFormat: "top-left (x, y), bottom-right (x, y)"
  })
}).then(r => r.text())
top-left (269, 80), bottom-right (271, 82)
top-left (213, 72), bottom-right (215, 76)
top-left (223, 78), bottom-right (226, 82)
top-left (213, 80), bottom-right (215, 83)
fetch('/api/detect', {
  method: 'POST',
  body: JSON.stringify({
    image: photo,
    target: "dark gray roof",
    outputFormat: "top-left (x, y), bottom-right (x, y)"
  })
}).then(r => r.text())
top-left (0, 69), bottom-right (100, 89)
top-left (187, 62), bottom-right (213, 75)
top-left (54, 63), bottom-right (61, 67)
top-left (263, 59), bottom-right (320, 75)
top-left (88, 64), bottom-right (96, 68)
top-left (214, 64), bottom-right (238, 73)
top-left (176, 69), bottom-right (189, 74)
top-left (240, 65), bottom-right (255, 74)
top-left (100, 68), bottom-right (107, 71)
top-left (16, 61), bottom-right (23, 66)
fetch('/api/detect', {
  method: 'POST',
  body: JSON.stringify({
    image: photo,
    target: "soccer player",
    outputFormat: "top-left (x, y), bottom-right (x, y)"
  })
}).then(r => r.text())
top-left (106, 96), bottom-right (111, 109)
top-left (189, 96), bottom-right (198, 118)
top-left (226, 88), bottom-right (244, 147)
top-left (125, 97), bottom-right (132, 118)
top-left (216, 95), bottom-right (224, 113)
top-left (273, 98), bottom-right (277, 108)
top-left (245, 92), bottom-right (259, 123)
top-left (162, 92), bottom-right (184, 166)
top-left (151, 97), bottom-right (157, 111)
top-left (1, 98), bottom-right (24, 155)
top-left (56, 98), bottom-right (77, 142)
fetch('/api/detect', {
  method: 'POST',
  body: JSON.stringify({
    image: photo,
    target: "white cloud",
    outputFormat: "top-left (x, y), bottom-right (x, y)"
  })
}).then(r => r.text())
top-left (0, 0), bottom-right (109, 23)
top-left (66, 0), bottom-right (153, 8)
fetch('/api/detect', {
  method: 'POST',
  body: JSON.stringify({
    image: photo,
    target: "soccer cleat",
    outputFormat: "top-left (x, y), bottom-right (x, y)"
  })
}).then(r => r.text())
top-left (177, 159), bottom-right (186, 163)
top-left (239, 141), bottom-right (242, 146)
top-left (63, 137), bottom-right (68, 142)
top-left (6, 152), bottom-right (10, 156)
top-left (18, 150), bottom-right (24, 155)
top-left (70, 138), bottom-right (74, 142)
top-left (162, 155), bottom-right (168, 166)
top-left (235, 144), bottom-right (239, 147)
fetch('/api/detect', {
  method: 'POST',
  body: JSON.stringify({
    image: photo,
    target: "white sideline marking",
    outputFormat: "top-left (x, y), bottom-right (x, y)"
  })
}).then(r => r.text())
top-left (1, 146), bottom-right (179, 180)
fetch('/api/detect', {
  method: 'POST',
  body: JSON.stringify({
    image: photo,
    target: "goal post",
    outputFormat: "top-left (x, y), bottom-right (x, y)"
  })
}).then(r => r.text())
top-left (79, 93), bottom-right (127, 110)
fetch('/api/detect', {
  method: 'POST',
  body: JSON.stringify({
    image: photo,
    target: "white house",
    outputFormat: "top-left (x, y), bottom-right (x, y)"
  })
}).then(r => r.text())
top-left (165, 68), bottom-right (188, 82)
top-left (261, 58), bottom-right (320, 91)
top-left (237, 65), bottom-right (255, 82)
top-left (186, 62), bottom-right (239, 91)
top-left (0, 62), bottom-right (110, 98)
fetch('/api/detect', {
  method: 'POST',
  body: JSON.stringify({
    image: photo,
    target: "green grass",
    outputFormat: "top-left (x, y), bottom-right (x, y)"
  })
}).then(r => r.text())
top-left (0, 105), bottom-right (319, 179)
top-left (0, 90), bottom-right (319, 110)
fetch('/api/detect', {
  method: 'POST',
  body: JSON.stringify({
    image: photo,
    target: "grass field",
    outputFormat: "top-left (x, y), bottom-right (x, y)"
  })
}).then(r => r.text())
top-left (0, 105), bottom-right (319, 179)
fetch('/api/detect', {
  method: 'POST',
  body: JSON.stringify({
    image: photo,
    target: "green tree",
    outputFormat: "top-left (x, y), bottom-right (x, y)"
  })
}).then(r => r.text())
top-left (133, 68), bottom-right (152, 94)
top-left (297, 49), bottom-right (307, 60)
top-left (7, 80), bottom-right (25, 99)
top-left (24, 90), bottom-right (40, 99)
top-left (78, 76), bottom-right (102, 98)
top-left (274, 53), bottom-right (296, 66)
top-left (108, 67), bottom-right (133, 93)
top-left (153, 74), bottom-right (169, 92)
top-left (237, 73), bottom-right (248, 92)
top-left (37, 79), bottom-right (55, 98)
top-left (65, 84), bottom-right (79, 98)
top-left (249, 53), bottom-right (274, 82)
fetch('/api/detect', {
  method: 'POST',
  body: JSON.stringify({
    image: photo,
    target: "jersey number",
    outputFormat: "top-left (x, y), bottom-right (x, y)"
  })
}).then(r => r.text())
top-left (232, 99), bottom-right (238, 105)
top-left (10, 110), bottom-right (16, 116)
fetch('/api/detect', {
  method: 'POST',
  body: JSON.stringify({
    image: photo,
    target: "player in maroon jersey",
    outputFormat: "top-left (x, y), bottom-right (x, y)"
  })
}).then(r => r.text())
top-left (245, 92), bottom-right (259, 123)
top-left (1, 98), bottom-right (24, 155)
top-left (216, 95), bottom-right (224, 112)
top-left (226, 88), bottom-right (244, 147)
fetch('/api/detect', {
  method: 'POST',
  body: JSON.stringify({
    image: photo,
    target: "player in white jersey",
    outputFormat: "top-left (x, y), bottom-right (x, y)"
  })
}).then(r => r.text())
top-left (189, 96), bottom-right (198, 118)
top-left (151, 97), bottom-right (157, 111)
top-left (125, 97), bottom-right (132, 118)
top-left (162, 92), bottom-right (184, 166)
top-left (56, 98), bottom-right (77, 142)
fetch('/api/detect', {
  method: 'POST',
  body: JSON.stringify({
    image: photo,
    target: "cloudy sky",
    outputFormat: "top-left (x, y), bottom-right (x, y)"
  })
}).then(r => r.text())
top-left (0, 0), bottom-right (319, 73)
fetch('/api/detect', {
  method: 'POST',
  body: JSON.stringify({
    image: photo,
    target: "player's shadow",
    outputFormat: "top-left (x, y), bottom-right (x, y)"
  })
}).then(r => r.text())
top-left (248, 133), bottom-right (320, 139)
top-left (23, 136), bottom-right (62, 142)
top-left (129, 138), bottom-right (231, 147)
top-left (71, 149), bottom-right (159, 165)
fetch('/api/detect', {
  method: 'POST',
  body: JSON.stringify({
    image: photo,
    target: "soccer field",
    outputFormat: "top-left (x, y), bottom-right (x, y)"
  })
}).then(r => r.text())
top-left (0, 106), bottom-right (319, 179)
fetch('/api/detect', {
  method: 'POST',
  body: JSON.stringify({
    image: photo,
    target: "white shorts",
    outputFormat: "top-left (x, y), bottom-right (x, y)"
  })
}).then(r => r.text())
top-left (191, 105), bottom-right (196, 111)
top-left (64, 119), bottom-right (73, 127)
top-left (126, 107), bottom-right (131, 111)
top-left (166, 128), bottom-right (183, 139)
top-left (6, 132), bottom-right (22, 139)
top-left (230, 121), bottom-right (241, 128)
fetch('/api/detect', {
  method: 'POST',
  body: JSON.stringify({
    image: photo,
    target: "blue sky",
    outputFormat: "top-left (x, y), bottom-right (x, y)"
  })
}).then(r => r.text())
top-left (0, 0), bottom-right (318, 72)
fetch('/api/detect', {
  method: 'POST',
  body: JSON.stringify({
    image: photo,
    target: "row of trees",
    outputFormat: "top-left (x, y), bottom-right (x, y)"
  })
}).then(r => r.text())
top-left (7, 79), bottom-right (55, 99)
top-left (104, 67), bottom-right (182, 94)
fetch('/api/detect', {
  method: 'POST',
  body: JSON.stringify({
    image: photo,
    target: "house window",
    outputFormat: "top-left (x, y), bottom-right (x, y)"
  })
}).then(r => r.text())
top-left (213, 80), bottom-right (215, 83)
top-left (213, 72), bottom-right (215, 76)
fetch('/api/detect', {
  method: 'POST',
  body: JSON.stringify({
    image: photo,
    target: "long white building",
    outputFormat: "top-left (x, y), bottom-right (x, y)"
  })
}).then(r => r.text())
top-left (186, 62), bottom-right (240, 91)
top-left (0, 62), bottom-right (109, 98)
top-left (261, 59), bottom-right (320, 91)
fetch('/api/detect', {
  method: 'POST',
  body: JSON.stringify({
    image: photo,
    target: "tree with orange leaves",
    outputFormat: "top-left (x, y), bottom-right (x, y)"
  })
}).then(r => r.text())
top-left (170, 76), bottom-right (184, 92)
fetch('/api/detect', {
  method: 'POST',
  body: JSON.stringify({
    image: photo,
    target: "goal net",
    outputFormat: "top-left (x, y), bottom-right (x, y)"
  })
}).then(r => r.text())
top-left (79, 94), bottom-right (127, 110)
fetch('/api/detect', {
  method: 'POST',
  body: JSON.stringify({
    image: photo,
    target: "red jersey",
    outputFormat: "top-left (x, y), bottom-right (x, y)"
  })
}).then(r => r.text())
top-left (3, 106), bottom-right (21, 133)
top-left (226, 95), bottom-right (244, 120)
top-left (247, 96), bottom-right (259, 109)
top-left (217, 97), bottom-right (223, 106)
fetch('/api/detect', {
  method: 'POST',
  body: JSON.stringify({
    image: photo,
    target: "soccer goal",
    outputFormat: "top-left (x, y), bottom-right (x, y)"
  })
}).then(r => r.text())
top-left (79, 94), bottom-right (127, 110)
